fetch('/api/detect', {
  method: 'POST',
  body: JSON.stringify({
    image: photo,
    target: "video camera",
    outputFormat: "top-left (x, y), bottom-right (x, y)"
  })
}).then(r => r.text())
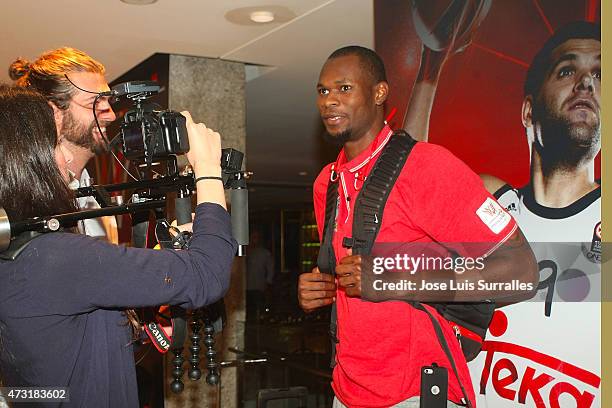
top-left (112, 81), bottom-right (189, 162)
top-left (110, 81), bottom-right (245, 195)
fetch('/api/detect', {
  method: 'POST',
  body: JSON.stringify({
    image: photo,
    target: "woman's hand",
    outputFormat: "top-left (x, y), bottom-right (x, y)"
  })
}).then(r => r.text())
top-left (182, 111), bottom-right (222, 176)
top-left (181, 111), bottom-right (226, 209)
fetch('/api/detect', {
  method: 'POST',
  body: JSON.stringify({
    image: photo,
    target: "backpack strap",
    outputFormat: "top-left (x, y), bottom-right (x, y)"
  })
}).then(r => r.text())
top-left (344, 131), bottom-right (472, 406)
top-left (318, 130), bottom-right (417, 271)
top-left (317, 166), bottom-right (339, 275)
top-left (413, 303), bottom-right (473, 408)
top-left (317, 130), bottom-right (416, 369)
top-left (316, 166), bottom-right (340, 366)
top-left (345, 130), bottom-right (472, 406)
top-left (345, 130), bottom-right (416, 255)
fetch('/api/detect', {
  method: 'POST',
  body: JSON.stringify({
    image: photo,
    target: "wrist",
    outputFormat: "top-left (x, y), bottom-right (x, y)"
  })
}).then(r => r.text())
top-left (195, 175), bottom-right (223, 185)
top-left (193, 163), bottom-right (222, 178)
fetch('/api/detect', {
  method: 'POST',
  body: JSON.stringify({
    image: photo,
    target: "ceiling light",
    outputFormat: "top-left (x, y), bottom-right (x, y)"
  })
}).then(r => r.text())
top-left (120, 0), bottom-right (157, 5)
top-left (249, 10), bottom-right (275, 23)
top-left (225, 6), bottom-right (295, 26)
top-left (298, 171), bottom-right (308, 176)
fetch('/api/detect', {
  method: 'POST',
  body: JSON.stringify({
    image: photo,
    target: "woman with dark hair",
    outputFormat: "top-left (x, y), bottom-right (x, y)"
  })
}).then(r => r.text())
top-left (0, 85), bottom-right (78, 222)
top-left (0, 85), bottom-right (236, 407)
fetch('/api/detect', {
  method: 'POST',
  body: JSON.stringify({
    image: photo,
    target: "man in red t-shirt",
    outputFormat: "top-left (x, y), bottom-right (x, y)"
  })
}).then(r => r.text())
top-left (298, 46), bottom-right (538, 408)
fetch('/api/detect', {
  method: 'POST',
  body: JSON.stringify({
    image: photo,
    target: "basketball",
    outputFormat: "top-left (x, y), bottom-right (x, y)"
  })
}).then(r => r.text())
top-left (411, 0), bottom-right (492, 53)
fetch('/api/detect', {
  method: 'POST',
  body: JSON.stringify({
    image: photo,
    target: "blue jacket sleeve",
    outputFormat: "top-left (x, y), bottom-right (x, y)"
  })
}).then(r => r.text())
top-left (12, 203), bottom-right (237, 315)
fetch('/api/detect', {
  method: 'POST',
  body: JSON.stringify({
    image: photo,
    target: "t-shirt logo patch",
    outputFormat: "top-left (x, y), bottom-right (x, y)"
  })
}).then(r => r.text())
top-left (476, 197), bottom-right (512, 234)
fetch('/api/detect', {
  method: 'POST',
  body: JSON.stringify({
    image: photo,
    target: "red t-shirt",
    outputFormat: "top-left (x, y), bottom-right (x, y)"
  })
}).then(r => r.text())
top-left (313, 125), bottom-right (517, 408)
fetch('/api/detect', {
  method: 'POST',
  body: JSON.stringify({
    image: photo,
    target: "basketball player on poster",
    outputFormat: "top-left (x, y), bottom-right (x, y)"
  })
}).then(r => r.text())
top-left (402, 2), bottom-right (601, 407)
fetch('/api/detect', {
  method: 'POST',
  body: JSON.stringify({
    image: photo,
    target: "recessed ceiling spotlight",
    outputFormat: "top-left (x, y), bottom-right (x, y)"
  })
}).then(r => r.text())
top-left (121, 0), bottom-right (157, 5)
top-left (298, 171), bottom-right (308, 176)
top-left (249, 10), bottom-right (275, 23)
top-left (225, 6), bottom-right (295, 26)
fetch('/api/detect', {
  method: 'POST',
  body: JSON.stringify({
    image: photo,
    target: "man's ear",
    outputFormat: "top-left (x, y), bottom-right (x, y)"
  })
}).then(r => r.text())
top-left (374, 81), bottom-right (389, 106)
top-left (49, 102), bottom-right (63, 136)
top-left (521, 96), bottom-right (533, 128)
top-left (522, 96), bottom-right (539, 148)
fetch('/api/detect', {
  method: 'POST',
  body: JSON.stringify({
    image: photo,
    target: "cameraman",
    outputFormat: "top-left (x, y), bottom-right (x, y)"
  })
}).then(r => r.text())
top-left (0, 85), bottom-right (236, 407)
top-left (9, 47), bottom-right (118, 240)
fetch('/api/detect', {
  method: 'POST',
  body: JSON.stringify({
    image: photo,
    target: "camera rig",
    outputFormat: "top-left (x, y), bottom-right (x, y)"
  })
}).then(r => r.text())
top-left (0, 150), bottom-right (249, 393)
top-left (0, 80), bottom-right (251, 394)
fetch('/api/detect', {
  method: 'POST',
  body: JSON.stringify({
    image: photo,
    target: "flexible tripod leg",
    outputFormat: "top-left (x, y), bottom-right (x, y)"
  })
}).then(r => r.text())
top-left (204, 318), bottom-right (220, 385)
top-left (188, 314), bottom-right (202, 381)
top-left (169, 347), bottom-right (185, 393)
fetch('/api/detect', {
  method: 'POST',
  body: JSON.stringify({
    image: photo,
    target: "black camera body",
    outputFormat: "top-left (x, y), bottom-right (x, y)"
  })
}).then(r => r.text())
top-left (121, 108), bottom-right (189, 161)
top-left (112, 81), bottom-right (189, 161)
top-left (112, 81), bottom-right (244, 186)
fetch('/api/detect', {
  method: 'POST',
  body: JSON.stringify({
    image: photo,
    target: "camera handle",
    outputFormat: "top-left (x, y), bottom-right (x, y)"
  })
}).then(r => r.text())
top-left (228, 172), bottom-right (249, 256)
top-left (175, 190), bottom-right (193, 226)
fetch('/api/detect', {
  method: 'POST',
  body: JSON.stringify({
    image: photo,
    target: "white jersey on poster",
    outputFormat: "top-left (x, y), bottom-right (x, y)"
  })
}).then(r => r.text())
top-left (469, 185), bottom-right (601, 408)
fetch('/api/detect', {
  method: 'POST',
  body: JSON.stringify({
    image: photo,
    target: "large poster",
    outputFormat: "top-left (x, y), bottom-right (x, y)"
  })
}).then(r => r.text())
top-left (375, 1), bottom-right (601, 407)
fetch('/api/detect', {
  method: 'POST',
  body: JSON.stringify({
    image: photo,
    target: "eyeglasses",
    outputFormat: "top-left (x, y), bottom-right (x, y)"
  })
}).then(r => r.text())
top-left (70, 97), bottom-right (113, 112)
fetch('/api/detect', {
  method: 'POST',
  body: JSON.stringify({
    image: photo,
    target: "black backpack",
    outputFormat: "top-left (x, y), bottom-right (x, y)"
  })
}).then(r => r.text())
top-left (317, 130), bottom-right (492, 408)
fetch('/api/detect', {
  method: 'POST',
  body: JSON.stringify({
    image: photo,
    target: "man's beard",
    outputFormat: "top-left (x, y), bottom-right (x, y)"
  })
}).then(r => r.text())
top-left (533, 102), bottom-right (600, 171)
top-left (61, 110), bottom-right (107, 155)
top-left (322, 128), bottom-right (353, 146)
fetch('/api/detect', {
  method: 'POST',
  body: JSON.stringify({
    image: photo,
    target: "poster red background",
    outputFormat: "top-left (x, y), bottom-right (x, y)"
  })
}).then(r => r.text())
top-left (375, 0), bottom-right (600, 188)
